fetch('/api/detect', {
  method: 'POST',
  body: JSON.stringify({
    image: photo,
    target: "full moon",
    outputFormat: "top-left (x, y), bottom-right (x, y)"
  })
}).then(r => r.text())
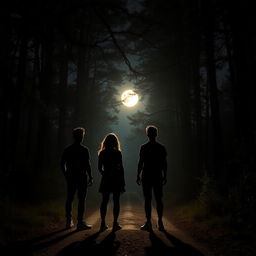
top-left (121, 89), bottom-right (139, 107)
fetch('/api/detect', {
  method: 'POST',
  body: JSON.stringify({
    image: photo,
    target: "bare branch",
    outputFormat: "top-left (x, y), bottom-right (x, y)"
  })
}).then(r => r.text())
top-left (112, 29), bottom-right (158, 49)
top-left (93, 8), bottom-right (143, 77)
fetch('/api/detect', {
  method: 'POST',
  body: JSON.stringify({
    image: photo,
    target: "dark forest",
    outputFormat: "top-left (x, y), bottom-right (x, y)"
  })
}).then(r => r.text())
top-left (1, 0), bottom-right (256, 255)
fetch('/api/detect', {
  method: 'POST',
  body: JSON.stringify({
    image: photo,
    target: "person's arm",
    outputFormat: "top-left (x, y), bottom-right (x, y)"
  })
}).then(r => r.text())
top-left (162, 147), bottom-right (167, 185)
top-left (119, 152), bottom-right (125, 172)
top-left (136, 147), bottom-right (143, 185)
top-left (60, 150), bottom-right (67, 177)
top-left (86, 149), bottom-right (93, 186)
top-left (87, 163), bottom-right (93, 186)
top-left (98, 152), bottom-right (104, 175)
top-left (119, 152), bottom-right (125, 189)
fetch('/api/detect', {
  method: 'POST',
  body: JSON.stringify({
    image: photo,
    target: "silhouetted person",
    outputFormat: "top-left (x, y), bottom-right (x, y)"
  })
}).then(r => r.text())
top-left (61, 127), bottom-right (93, 230)
top-left (98, 133), bottom-right (125, 231)
top-left (136, 125), bottom-right (167, 231)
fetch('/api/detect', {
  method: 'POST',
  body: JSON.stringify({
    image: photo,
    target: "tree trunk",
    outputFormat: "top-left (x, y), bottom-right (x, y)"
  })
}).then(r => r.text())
top-left (10, 19), bottom-right (28, 173)
top-left (57, 42), bottom-right (69, 153)
top-left (36, 33), bottom-right (54, 170)
top-left (74, 24), bottom-right (91, 128)
top-left (230, 1), bottom-right (255, 159)
top-left (0, 9), bottom-right (12, 194)
top-left (204, 1), bottom-right (224, 183)
top-left (191, 0), bottom-right (203, 176)
top-left (25, 38), bottom-right (41, 171)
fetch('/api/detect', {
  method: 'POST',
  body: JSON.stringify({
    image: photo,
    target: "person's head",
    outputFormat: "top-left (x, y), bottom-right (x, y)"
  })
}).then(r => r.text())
top-left (98, 133), bottom-right (121, 154)
top-left (146, 125), bottom-right (158, 140)
top-left (72, 127), bottom-right (85, 143)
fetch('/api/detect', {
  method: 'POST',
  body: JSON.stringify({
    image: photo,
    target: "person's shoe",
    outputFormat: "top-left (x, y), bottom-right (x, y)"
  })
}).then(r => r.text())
top-left (112, 222), bottom-right (122, 231)
top-left (66, 218), bottom-right (74, 229)
top-left (100, 222), bottom-right (108, 231)
top-left (158, 220), bottom-right (165, 231)
top-left (77, 221), bottom-right (92, 231)
top-left (140, 221), bottom-right (152, 231)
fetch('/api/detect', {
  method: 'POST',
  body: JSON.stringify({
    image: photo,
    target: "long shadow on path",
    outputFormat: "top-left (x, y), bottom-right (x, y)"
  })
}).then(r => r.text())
top-left (145, 230), bottom-right (204, 256)
top-left (57, 229), bottom-right (204, 256)
top-left (57, 231), bottom-right (119, 256)
top-left (1, 228), bottom-right (78, 256)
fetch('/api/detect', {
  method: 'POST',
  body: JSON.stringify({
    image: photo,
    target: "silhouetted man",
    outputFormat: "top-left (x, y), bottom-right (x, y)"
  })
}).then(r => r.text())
top-left (137, 125), bottom-right (167, 231)
top-left (61, 127), bottom-right (93, 230)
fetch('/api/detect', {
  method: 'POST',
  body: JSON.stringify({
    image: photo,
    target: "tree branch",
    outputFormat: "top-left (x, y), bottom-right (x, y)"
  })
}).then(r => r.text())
top-left (93, 8), bottom-right (143, 77)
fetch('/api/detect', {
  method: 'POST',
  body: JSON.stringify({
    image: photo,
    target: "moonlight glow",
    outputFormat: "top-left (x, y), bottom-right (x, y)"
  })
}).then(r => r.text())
top-left (121, 89), bottom-right (139, 107)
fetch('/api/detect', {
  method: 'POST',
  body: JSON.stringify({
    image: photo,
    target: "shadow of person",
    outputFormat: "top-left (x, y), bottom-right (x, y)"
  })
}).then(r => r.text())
top-left (57, 231), bottom-right (119, 256)
top-left (98, 231), bottom-right (120, 255)
top-left (32, 229), bottom-right (79, 251)
top-left (57, 231), bottom-right (101, 256)
top-left (162, 230), bottom-right (204, 256)
top-left (1, 229), bottom-right (78, 256)
top-left (25, 228), bottom-right (68, 244)
top-left (145, 230), bottom-right (174, 256)
top-left (145, 230), bottom-right (204, 256)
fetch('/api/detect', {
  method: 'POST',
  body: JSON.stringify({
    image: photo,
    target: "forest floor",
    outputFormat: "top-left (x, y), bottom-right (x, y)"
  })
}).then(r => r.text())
top-left (169, 205), bottom-right (256, 256)
top-left (1, 192), bottom-right (255, 256)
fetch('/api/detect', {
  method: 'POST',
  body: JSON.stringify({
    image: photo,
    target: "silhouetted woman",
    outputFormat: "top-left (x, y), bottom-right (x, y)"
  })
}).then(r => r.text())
top-left (98, 133), bottom-right (125, 231)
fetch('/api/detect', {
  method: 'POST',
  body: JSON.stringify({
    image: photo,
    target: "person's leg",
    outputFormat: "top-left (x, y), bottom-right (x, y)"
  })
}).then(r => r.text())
top-left (153, 184), bottom-right (163, 221)
top-left (76, 177), bottom-right (91, 230)
top-left (112, 192), bottom-right (122, 230)
top-left (153, 181), bottom-right (164, 230)
top-left (77, 178), bottom-right (88, 224)
top-left (113, 192), bottom-right (120, 223)
top-left (65, 179), bottom-right (76, 227)
top-left (141, 180), bottom-right (153, 231)
top-left (100, 192), bottom-right (110, 228)
top-left (142, 181), bottom-right (152, 222)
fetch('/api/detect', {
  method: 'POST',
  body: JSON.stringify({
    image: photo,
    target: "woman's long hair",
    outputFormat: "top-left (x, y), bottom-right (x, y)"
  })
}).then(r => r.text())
top-left (98, 133), bottom-right (121, 154)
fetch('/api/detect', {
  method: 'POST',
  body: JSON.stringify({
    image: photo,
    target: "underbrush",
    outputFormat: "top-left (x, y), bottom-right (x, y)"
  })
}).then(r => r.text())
top-left (173, 201), bottom-right (235, 232)
top-left (0, 198), bottom-right (65, 245)
top-left (168, 169), bottom-right (256, 255)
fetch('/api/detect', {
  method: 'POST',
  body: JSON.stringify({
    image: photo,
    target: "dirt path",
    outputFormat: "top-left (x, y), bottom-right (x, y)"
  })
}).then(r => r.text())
top-left (9, 193), bottom-right (211, 256)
